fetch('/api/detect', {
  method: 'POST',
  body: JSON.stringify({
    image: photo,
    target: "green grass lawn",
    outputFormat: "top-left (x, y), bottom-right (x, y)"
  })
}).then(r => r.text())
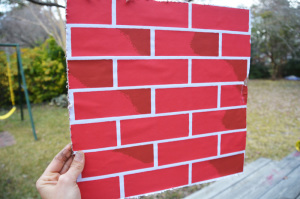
top-left (0, 80), bottom-right (299, 199)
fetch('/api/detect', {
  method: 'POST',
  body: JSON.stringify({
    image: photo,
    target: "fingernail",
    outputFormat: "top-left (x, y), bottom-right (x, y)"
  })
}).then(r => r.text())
top-left (74, 151), bottom-right (84, 162)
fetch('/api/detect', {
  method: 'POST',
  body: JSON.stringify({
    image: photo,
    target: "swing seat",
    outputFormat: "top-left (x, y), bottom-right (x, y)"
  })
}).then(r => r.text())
top-left (0, 106), bottom-right (16, 120)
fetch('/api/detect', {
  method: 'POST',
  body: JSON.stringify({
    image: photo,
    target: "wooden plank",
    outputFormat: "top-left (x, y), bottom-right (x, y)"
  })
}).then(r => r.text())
top-left (213, 152), bottom-right (300, 199)
top-left (185, 158), bottom-right (272, 199)
top-left (259, 165), bottom-right (300, 199)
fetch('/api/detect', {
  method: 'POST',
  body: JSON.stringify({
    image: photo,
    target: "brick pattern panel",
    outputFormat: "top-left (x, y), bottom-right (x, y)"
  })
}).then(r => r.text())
top-left (192, 154), bottom-right (245, 183)
top-left (192, 5), bottom-right (250, 32)
top-left (66, 1), bottom-right (250, 198)
top-left (118, 59), bottom-right (188, 86)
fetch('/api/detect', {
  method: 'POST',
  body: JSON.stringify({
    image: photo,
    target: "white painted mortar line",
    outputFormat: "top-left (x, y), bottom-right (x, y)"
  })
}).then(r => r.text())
top-left (66, 24), bottom-right (251, 35)
top-left (78, 128), bottom-right (247, 153)
top-left (67, 56), bottom-right (250, 61)
top-left (70, 105), bottom-right (247, 125)
top-left (77, 151), bottom-right (245, 182)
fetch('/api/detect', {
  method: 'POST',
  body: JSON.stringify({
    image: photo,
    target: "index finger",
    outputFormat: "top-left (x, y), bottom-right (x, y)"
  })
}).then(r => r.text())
top-left (44, 143), bottom-right (73, 174)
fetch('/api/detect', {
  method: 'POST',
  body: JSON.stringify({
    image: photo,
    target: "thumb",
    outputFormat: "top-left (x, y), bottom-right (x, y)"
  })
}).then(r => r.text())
top-left (65, 151), bottom-right (85, 181)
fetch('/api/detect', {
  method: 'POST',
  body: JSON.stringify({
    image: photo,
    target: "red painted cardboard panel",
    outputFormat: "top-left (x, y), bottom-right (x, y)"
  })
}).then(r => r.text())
top-left (71, 122), bottom-right (117, 151)
top-left (121, 114), bottom-right (189, 145)
top-left (66, 1), bottom-right (250, 197)
top-left (192, 154), bottom-right (244, 183)
top-left (78, 177), bottom-right (120, 199)
top-left (73, 89), bottom-right (151, 120)
top-left (193, 108), bottom-right (247, 135)
top-left (82, 144), bottom-right (154, 177)
top-left (158, 136), bottom-right (218, 165)
top-left (222, 34), bottom-right (251, 57)
top-left (192, 59), bottom-right (248, 83)
top-left (192, 5), bottom-right (249, 32)
top-left (71, 28), bottom-right (150, 57)
top-left (221, 131), bottom-right (247, 154)
top-left (67, 0), bottom-right (112, 24)
top-left (68, 60), bottom-right (113, 89)
top-left (117, 0), bottom-right (188, 28)
top-left (221, 85), bottom-right (248, 107)
top-left (156, 86), bottom-right (218, 113)
top-left (118, 59), bottom-right (189, 86)
top-left (155, 30), bottom-right (219, 56)
top-left (124, 165), bottom-right (189, 197)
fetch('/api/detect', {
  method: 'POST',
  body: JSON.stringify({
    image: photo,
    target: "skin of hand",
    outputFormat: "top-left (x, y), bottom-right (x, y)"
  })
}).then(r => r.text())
top-left (36, 143), bottom-right (85, 199)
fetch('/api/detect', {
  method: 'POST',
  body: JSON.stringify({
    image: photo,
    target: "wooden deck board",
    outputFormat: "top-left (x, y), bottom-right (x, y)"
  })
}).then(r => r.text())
top-left (185, 158), bottom-right (272, 199)
top-left (259, 164), bottom-right (300, 199)
top-left (185, 151), bottom-right (300, 199)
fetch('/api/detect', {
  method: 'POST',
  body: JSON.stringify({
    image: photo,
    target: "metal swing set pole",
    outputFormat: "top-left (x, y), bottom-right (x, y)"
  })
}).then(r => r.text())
top-left (0, 43), bottom-right (38, 141)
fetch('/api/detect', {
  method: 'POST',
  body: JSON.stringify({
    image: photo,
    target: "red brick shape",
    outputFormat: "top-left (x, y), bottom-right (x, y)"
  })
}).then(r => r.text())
top-left (158, 136), bottom-right (218, 165)
top-left (124, 165), bottom-right (189, 197)
top-left (221, 131), bottom-right (247, 154)
top-left (222, 34), bottom-right (251, 57)
top-left (117, 0), bottom-right (188, 28)
top-left (193, 108), bottom-right (247, 135)
top-left (121, 114), bottom-right (189, 145)
top-left (156, 86), bottom-right (218, 113)
top-left (82, 145), bottom-right (154, 177)
top-left (192, 60), bottom-right (248, 83)
top-left (71, 28), bottom-right (150, 57)
top-left (192, 154), bottom-right (244, 183)
top-left (74, 89), bottom-right (151, 120)
top-left (221, 85), bottom-right (248, 107)
top-left (78, 177), bottom-right (120, 199)
top-left (67, 0), bottom-right (112, 24)
top-left (68, 60), bottom-right (113, 89)
top-left (192, 5), bottom-right (249, 32)
top-left (118, 59), bottom-right (188, 86)
top-left (71, 122), bottom-right (117, 151)
top-left (155, 30), bottom-right (219, 56)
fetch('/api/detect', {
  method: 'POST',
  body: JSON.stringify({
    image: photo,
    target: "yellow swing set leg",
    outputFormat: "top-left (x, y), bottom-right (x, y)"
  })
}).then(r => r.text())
top-left (0, 52), bottom-right (16, 120)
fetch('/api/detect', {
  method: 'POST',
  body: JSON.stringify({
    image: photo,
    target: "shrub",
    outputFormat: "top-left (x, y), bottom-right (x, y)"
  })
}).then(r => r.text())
top-left (0, 37), bottom-right (66, 107)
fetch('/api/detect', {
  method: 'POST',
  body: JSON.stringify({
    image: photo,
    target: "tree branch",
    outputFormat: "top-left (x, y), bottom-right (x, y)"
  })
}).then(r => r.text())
top-left (25, 0), bottom-right (65, 8)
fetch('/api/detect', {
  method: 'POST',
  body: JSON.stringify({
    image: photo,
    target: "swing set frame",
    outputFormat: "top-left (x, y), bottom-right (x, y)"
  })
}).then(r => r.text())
top-left (0, 43), bottom-right (37, 141)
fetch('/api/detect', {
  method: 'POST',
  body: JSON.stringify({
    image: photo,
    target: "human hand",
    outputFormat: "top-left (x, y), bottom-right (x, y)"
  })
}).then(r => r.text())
top-left (36, 143), bottom-right (85, 199)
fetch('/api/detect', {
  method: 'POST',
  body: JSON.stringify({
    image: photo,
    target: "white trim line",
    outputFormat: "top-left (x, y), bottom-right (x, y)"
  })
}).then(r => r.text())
top-left (217, 85), bottom-right (221, 108)
top-left (113, 59), bottom-right (118, 87)
top-left (68, 90), bottom-right (75, 122)
top-left (219, 33), bottom-right (222, 57)
top-left (154, 143), bottom-right (158, 167)
top-left (188, 59), bottom-right (192, 84)
top-left (70, 105), bottom-right (247, 125)
top-left (189, 163), bottom-right (192, 185)
top-left (70, 81), bottom-right (244, 93)
top-left (77, 151), bottom-right (245, 182)
top-left (119, 175), bottom-right (125, 199)
top-left (66, 24), bottom-right (251, 35)
top-left (66, 27), bottom-right (72, 58)
top-left (188, 3), bottom-right (192, 29)
top-left (116, 120), bottom-right (121, 147)
top-left (151, 88), bottom-right (156, 114)
top-left (112, 0), bottom-right (116, 25)
top-left (218, 133), bottom-right (221, 156)
top-left (78, 128), bottom-right (247, 153)
top-left (247, 57), bottom-right (251, 78)
top-left (67, 56), bottom-right (250, 61)
top-left (150, 29), bottom-right (155, 56)
top-left (189, 113), bottom-right (192, 137)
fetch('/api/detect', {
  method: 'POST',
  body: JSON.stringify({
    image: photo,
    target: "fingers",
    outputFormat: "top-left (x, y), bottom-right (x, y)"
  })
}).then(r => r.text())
top-left (65, 151), bottom-right (85, 181)
top-left (60, 156), bottom-right (74, 175)
top-left (45, 143), bottom-right (73, 174)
